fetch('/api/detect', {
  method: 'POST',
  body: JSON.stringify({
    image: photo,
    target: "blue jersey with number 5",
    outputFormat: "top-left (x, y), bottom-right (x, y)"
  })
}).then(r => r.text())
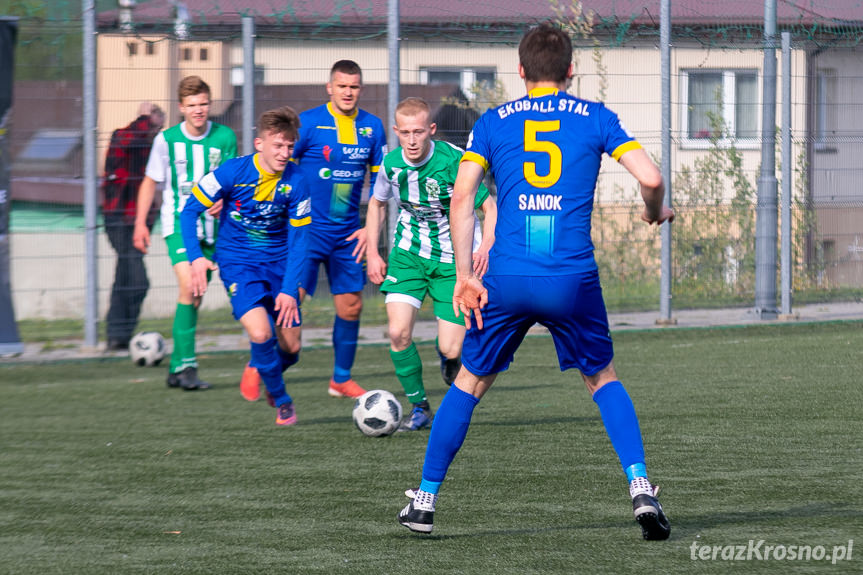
top-left (463, 87), bottom-right (640, 276)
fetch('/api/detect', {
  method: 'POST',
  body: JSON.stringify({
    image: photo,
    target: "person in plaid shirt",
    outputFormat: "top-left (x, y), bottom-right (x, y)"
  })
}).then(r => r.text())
top-left (102, 102), bottom-right (164, 350)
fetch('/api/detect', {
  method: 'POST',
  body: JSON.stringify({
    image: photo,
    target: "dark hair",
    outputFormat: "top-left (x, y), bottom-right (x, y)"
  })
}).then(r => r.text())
top-left (177, 75), bottom-right (211, 102)
top-left (518, 23), bottom-right (572, 84)
top-left (330, 59), bottom-right (363, 82)
top-left (257, 106), bottom-right (301, 141)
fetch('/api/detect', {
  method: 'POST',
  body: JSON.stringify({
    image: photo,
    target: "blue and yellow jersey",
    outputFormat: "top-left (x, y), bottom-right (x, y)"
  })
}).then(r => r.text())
top-left (180, 154), bottom-right (311, 297)
top-left (293, 103), bottom-right (386, 239)
top-left (464, 88), bottom-right (639, 276)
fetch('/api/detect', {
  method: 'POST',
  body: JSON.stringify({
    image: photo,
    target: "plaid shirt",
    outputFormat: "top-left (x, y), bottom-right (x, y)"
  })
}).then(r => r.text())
top-left (102, 114), bottom-right (157, 224)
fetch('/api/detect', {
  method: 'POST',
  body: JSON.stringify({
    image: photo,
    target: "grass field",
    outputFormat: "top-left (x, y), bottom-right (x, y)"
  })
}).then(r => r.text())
top-left (1, 322), bottom-right (861, 574)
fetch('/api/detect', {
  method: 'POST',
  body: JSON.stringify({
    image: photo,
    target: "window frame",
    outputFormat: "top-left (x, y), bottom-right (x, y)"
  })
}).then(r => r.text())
top-left (419, 66), bottom-right (497, 100)
top-left (679, 68), bottom-right (761, 150)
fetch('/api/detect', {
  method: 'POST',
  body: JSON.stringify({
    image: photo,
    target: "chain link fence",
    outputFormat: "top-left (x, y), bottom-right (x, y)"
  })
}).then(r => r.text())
top-left (3, 0), bottom-right (863, 340)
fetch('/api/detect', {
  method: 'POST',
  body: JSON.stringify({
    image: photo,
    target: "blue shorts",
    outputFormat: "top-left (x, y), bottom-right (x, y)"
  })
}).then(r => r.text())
top-left (301, 230), bottom-right (366, 296)
top-left (461, 271), bottom-right (613, 376)
top-left (219, 261), bottom-right (303, 325)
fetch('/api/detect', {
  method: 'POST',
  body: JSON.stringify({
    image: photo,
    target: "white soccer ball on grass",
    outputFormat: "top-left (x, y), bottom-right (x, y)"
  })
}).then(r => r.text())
top-left (352, 389), bottom-right (403, 437)
top-left (129, 331), bottom-right (166, 367)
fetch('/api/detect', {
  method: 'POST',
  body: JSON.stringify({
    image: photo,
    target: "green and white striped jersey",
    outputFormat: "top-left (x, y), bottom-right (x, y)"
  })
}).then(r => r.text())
top-left (372, 140), bottom-right (490, 263)
top-left (145, 121), bottom-right (237, 242)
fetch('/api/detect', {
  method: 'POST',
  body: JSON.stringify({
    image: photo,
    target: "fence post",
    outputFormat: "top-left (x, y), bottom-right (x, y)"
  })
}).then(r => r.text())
top-left (83, 0), bottom-right (99, 347)
top-left (755, 0), bottom-right (779, 319)
top-left (658, 0), bottom-right (675, 325)
top-left (242, 17), bottom-right (255, 156)
top-left (780, 31), bottom-right (793, 316)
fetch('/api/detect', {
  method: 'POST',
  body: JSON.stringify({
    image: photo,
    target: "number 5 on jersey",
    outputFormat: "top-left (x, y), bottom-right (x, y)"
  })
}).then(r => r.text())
top-left (523, 120), bottom-right (561, 189)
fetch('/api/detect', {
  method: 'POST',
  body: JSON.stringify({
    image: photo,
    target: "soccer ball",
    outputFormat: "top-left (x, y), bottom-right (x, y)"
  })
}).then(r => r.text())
top-left (352, 389), bottom-right (403, 437)
top-left (129, 331), bottom-right (166, 367)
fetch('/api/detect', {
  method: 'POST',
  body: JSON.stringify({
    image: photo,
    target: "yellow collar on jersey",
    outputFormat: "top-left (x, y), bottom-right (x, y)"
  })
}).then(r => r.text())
top-left (327, 102), bottom-right (359, 145)
top-left (253, 154), bottom-right (282, 202)
top-left (528, 87), bottom-right (559, 98)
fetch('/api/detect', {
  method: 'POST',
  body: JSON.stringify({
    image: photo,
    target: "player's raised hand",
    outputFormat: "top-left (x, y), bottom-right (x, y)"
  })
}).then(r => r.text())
top-left (366, 252), bottom-right (387, 285)
top-left (133, 223), bottom-right (150, 254)
top-left (189, 257), bottom-right (216, 298)
top-left (274, 293), bottom-right (300, 328)
top-left (453, 275), bottom-right (488, 330)
top-left (347, 227), bottom-right (368, 263)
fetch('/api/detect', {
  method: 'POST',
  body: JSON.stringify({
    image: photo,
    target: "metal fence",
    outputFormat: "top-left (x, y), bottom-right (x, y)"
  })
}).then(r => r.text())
top-left (4, 1), bottom-right (863, 343)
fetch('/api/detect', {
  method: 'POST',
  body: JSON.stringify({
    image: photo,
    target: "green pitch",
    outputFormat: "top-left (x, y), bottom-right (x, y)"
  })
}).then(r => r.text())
top-left (1, 322), bottom-right (861, 574)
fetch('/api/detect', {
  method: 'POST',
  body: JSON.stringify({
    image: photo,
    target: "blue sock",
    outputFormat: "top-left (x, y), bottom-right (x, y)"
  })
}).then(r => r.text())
top-left (278, 347), bottom-right (299, 372)
top-left (421, 385), bottom-right (480, 488)
top-left (251, 338), bottom-right (292, 406)
top-left (332, 316), bottom-right (359, 383)
top-left (592, 381), bottom-right (646, 477)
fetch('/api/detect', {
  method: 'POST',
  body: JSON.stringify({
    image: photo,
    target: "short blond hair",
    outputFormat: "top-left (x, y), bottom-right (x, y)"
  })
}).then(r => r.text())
top-left (395, 97), bottom-right (430, 118)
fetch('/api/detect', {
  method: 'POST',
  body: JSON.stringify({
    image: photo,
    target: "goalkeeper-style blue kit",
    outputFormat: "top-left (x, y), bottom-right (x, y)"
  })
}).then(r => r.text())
top-left (293, 102), bottom-right (386, 296)
top-left (180, 153), bottom-right (311, 320)
top-left (460, 87), bottom-right (641, 377)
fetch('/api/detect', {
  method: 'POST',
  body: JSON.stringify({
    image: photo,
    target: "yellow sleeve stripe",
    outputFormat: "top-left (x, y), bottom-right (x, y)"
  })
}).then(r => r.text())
top-left (369, 165), bottom-right (380, 173)
top-left (611, 140), bottom-right (642, 161)
top-left (461, 150), bottom-right (489, 171)
top-left (290, 216), bottom-right (312, 227)
top-left (192, 186), bottom-right (214, 208)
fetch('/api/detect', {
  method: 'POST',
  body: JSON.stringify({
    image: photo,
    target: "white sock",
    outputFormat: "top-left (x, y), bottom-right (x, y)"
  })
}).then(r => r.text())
top-left (629, 476), bottom-right (653, 498)
top-left (414, 489), bottom-right (438, 511)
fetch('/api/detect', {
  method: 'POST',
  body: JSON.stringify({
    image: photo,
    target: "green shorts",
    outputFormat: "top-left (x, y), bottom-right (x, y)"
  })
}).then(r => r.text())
top-left (164, 233), bottom-right (215, 266)
top-left (380, 248), bottom-right (460, 325)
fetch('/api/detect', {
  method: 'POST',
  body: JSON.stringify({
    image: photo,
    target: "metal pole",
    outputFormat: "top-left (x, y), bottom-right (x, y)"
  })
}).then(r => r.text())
top-left (242, 17), bottom-right (255, 156)
top-left (658, 0), bottom-right (674, 324)
top-left (386, 0), bottom-right (400, 252)
top-left (780, 31), bottom-right (792, 316)
top-left (754, 0), bottom-right (778, 319)
top-left (83, 0), bottom-right (99, 347)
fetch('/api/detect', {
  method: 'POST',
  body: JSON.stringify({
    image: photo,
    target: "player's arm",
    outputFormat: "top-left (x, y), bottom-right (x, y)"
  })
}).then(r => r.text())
top-left (451, 159), bottom-right (488, 329)
top-left (617, 147), bottom-right (674, 226)
top-left (132, 176), bottom-right (156, 254)
top-left (277, 178), bottom-right (311, 329)
top-left (133, 133), bottom-right (167, 253)
top-left (364, 197), bottom-right (388, 285)
top-left (182, 172), bottom-right (224, 296)
top-left (472, 193), bottom-right (497, 279)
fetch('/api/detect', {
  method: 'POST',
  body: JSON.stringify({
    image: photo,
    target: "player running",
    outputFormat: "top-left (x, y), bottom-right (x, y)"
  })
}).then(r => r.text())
top-left (179, 106), bottom-right (310, 426)
top-left (397, 23), bottom-right (674, 540)
top-left (240, 60), bottom-right (386, 402)
top-left (133, 76), bottom-right (237, 391)
top-left (365, 97), bottom-right (496, 432)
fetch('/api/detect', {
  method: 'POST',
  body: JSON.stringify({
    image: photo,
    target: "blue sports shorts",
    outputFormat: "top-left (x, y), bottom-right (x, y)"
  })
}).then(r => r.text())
top-left (461, 271), bottom-right (613, 376)
top-left (300, 230), bottom-right (366, 296)
top-left (219, 260), bottom-right (303, 325)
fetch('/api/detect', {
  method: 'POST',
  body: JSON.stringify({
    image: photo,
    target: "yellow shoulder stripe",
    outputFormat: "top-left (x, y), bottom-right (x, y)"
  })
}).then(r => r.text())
top-left (192, 186), bottom-right (214, 208)
top-left (290, 216), bottom-right (312, 227)
top-left (461, 150), bottom-right (489, 171)
top-left (611, 140), bottom-right (642, 161)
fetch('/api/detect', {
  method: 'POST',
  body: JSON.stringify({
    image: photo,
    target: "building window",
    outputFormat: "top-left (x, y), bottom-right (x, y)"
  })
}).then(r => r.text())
top-left (419, 67), bottom-right (496, 99)
top-left (180, 47), bottom-right (193, 61)
top-left (199, 47), bottom-right (208, 61)
top-left (815, 68), bottom-right (837, 151)
top-left (231, 66), bottom-right (265, 86)
top-left (145, 42), bottom-right (155, 56)
top-left (126, 41), bottom-right (138, 56)
top-left (681, 69), bottom-right (759, 147)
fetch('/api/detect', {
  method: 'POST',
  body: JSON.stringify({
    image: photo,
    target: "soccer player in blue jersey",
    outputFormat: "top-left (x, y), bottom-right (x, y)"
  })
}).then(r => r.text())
top-left (398, 23), bottom-right (674, 540)
top-left (180, 106), bottom-right (310, 426)
top-left (283, 59), bottom-right (387, 400)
